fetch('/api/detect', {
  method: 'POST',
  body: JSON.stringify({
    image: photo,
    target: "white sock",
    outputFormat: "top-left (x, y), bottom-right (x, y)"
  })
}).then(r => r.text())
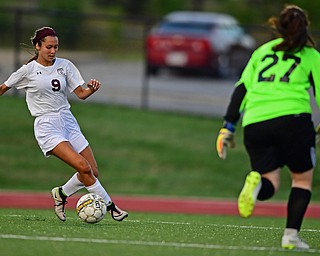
top-left (86, 179), bottom-right (111, 205)
top-left (284, 228), bottom-right (298, 237)
top-left (61, 173), bottom-right (85, 197)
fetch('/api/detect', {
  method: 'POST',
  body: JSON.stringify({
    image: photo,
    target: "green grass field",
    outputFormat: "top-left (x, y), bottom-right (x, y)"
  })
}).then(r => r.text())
top-left (1, 209), bottom-right (320, 256)
top-left (1, 95), bottom-right (320, 200)
top-left (1, 95), bottom-right (320, 255)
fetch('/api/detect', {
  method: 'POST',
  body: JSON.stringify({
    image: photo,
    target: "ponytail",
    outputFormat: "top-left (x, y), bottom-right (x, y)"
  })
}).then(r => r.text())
top-left (268, 5), bottom-right (315, 52)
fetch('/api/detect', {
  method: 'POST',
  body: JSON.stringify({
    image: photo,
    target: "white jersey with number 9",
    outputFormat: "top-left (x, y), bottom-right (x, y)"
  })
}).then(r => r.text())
top-left (4, 57), bottom-right (84, 117)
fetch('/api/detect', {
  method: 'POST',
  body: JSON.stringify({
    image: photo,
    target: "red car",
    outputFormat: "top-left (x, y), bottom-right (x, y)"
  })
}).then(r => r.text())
top-left (146, 11), bottom-right (255, 77)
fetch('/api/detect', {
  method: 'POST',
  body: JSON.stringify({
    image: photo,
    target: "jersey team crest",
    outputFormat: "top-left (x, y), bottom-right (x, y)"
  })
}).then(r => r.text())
top-left (57, 68), bottom-right (65, 76)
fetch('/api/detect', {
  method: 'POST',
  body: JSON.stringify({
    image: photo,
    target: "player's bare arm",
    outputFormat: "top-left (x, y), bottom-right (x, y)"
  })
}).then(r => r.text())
top-left (73, 79), bottom-right (101, 100)
top-left (0, 84), bottom-right (10, 96)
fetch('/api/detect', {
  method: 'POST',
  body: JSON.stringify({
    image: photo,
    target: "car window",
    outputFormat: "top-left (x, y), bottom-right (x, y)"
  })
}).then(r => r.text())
top-left (214, 25), bottom-right (244, 41)
top-left (156, 22), bottom-right (215, 35)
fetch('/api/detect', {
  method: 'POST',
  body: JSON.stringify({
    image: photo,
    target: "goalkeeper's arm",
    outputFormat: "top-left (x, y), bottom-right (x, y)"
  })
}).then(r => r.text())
top-left (216, 83), bottom-right (246, 159)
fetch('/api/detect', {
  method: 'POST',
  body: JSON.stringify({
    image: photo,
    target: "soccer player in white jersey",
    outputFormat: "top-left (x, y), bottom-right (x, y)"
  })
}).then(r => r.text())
top-left (0, 26), bottom-right (128, 222)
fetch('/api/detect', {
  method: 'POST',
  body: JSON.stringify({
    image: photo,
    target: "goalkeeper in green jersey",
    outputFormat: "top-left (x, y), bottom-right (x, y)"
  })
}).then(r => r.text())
top-left (216, 5), bottom-right (320, 250)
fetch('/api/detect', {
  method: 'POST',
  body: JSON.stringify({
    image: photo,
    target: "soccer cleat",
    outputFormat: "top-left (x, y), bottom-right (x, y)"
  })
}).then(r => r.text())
top-left (50, 187), bottom-right (67, 221)
top-left (238, 171), bottom-right (262, 218)
top-left (281, 234), bottom-right (310, 250)
top-left (107, 202), bottom-right (128, 221)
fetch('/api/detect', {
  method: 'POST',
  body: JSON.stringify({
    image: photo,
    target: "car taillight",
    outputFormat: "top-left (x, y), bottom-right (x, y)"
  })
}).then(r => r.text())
top-left (147, 36), bottom-right (172, 51)
top-left (147, 36), bottom-right (211, 53)
top-left (191, 39), bottom-right (211, 52)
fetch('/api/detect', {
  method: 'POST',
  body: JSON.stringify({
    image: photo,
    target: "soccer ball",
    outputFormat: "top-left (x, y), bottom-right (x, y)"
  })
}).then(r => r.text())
top-left (76, 193), bottom-right (107, 224)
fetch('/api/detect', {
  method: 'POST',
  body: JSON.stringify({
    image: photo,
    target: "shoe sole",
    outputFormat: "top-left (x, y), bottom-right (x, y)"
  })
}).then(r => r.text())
top-left (282, 245), bottom-right (310, 250)
top-left (238, 171), bottom-right (261, 218)
top-left (282, 244), bottom-right (296, 250)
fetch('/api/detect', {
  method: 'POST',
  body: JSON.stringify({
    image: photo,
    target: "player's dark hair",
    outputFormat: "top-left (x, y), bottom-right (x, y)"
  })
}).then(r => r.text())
top-left (27, 27), bottom-right (57, 63)
top-left (268, 5), bottom-right (315, 52)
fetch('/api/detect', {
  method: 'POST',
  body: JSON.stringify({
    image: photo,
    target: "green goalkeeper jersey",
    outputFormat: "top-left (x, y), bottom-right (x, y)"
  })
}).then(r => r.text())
top-left (236, 38), bottom-right (320, 127)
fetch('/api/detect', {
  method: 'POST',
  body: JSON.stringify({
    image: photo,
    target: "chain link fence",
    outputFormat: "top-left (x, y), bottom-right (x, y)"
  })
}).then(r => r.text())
top-left (1, 7), bottom-right (320, 116)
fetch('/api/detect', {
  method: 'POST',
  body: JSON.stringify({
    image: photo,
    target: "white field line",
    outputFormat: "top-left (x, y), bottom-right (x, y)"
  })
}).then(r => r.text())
top-left (126, 220), bottom-right (320, 233)
top-left (5, 214), bottom-right (320, 233)
top-left (1, 234), bottom-right (319, 254)
top-left (2, 215), bottom-right (320, 253)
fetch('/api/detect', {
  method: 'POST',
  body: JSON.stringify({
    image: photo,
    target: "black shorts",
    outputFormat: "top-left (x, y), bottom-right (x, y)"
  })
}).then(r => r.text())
top-left (244, 114), bottom-right (316, 174)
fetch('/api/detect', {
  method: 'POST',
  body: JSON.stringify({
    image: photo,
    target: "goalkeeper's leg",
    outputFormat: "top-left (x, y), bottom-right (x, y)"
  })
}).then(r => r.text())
top-left (238, 171), bottom-right (262, 218)
top-left (238, 169), bottom-right (278, 218)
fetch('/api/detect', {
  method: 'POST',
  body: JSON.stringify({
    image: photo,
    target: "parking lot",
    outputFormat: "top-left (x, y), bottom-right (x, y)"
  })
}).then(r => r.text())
top-left (77, 58), bottom-right (236, 117)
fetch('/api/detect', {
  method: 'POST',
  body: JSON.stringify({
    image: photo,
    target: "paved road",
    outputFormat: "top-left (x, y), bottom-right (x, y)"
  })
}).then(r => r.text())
top-left (80, 60), bottom-right (236, 117)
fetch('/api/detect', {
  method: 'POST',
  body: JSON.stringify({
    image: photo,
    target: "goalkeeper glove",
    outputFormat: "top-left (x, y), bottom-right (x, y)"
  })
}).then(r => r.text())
top-left (216, 121), bottom-right (236, 160)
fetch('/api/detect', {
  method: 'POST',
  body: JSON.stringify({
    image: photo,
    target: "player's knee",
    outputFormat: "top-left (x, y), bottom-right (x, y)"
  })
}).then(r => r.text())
top-left (77, 159), bottom-right (92, 175)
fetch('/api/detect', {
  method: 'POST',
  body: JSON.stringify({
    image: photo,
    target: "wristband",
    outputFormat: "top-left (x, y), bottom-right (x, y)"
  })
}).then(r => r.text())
top-left (223, 121), bottom-right (236, 132)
